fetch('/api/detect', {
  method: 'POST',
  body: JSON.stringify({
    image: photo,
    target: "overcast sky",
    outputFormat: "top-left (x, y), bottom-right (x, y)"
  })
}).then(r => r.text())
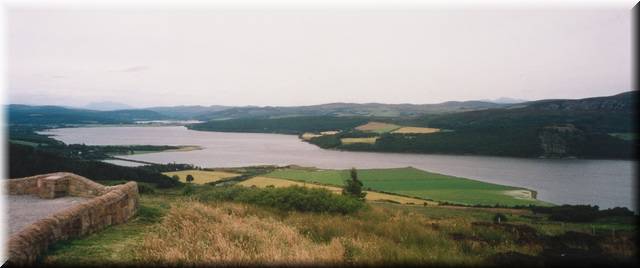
top-left (6, 8), bottom-right (633, 107)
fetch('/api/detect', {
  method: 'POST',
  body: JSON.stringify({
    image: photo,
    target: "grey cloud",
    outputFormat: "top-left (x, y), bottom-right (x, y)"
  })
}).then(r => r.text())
top-left (7, 9), bottom-right (632, 107)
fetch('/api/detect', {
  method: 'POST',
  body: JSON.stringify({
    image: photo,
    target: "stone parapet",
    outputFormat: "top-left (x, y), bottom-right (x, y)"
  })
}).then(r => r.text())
top-left (6, 172), bottom-right (139, 265)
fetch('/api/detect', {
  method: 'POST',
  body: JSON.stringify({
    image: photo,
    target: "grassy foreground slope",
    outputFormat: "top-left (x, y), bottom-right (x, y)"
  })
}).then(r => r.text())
top-left (266, 167), bottom-right (550, 206)
top-left (42, 187), bottom-right (636, 266)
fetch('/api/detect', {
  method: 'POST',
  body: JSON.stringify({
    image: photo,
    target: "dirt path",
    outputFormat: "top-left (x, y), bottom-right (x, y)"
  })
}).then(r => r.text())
top-left (8, 195), bottom-right (90, 236)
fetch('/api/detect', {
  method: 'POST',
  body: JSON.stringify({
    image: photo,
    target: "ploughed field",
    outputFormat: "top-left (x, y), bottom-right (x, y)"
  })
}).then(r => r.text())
top-left (265, 167), bottom-right (550, 207)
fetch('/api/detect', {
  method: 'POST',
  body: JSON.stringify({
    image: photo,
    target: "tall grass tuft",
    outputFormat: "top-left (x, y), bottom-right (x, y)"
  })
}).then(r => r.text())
top-left (137, 202), bottom-right (345, 265)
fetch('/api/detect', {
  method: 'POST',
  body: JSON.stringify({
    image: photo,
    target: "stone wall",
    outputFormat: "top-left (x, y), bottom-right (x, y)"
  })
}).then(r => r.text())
top-left (6, 172), bottom-right (139, 265)
top-left (8, 172), bottom-right (110, 198)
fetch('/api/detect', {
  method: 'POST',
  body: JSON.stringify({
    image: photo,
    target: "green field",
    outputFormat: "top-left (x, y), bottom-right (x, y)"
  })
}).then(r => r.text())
top-left (266, 167), bottom-right (552, 206)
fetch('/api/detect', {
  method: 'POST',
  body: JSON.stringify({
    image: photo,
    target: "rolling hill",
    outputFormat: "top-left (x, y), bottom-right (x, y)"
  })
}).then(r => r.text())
top-left (7, 104), bottom-right (168, 125)
top-left (188, 91), bottom-right (636, 159)
top-left (193, 101), bottom-right (510, 120)
top-left (145, 105), bottom-right (232, 119)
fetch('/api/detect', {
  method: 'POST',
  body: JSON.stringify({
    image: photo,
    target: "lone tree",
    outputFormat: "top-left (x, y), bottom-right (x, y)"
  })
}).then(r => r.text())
top-left (186, 174), bottom-right (195, 184)
top-left (343, 167), bottom-right (366, 200)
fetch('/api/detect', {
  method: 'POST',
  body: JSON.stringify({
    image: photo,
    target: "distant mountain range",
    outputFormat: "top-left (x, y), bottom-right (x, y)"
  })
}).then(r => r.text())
top-left (191, 101), bottom-right (512, 121)
top-left (145, 105), bottom-right (232, 119)
top-left (7, 91), bottom-right (635, 125)
top-left (7, 91), bottom-right (635, 159)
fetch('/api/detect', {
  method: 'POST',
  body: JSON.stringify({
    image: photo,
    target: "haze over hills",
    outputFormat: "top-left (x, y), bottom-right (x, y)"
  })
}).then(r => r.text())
top-left (9, 99), bottom-right (512, 123)
top-left (479, 97), bottom-right (529, 104)
top-left (145, 105), bottom-right (232, 119)
top-left (191, 101), bottom-right (512, 121)
top-left (7, 91), bottom-right (635, 124)
top-left (84, 101), bottom-right (135, 111)
top-left (142, 91), bottom-right (633, 120)
top-left (6, 90), bottom-right (637, 159)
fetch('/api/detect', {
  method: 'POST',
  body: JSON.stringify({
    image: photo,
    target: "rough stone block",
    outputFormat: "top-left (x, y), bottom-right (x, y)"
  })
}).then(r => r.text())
top-left (7, 172), bottom-right (139, 265)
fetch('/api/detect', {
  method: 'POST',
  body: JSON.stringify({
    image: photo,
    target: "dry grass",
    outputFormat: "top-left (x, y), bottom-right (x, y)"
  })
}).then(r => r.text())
top-left (365, 192), bottom-right (436, 205)
top-left (341, 137), bottom-right (378, 145)
top-left (392, 127), bottom-right (441, 134)
top-left (136, 201), bottom-right (481, 266)
top-left (163, 170), bottom-right (239, 184)
top-left (355, 122), bottom-right (400, 133)
top-left (44, 195), bottom-right (636, 266)
top-left (137, 202), bottom-right (344, 265)
top-left (282, 205), bottom-right (492, 266)
top-left (239, 176), bottom-right (330, 189)
top-left (239, 176), bottom-right (433, 205)
top-left (301, 132), bottom-right (322, 140)
top-left (503, 190), bottom-right (535, 200)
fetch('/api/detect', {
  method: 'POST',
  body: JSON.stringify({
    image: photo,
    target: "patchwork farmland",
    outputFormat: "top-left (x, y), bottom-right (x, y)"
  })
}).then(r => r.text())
top-left (354, 121), bottom-right (400, 133)
top-left (239, 176), bottom-right (434, 205)
top-left (265, 167), bottom-right (550, 207)
top-left (299, 121), bottom-right (444, 148)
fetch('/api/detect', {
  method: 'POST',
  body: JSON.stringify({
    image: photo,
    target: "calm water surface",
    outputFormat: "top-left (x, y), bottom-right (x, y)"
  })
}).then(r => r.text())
top-left (40, 126), bottom-right (637, 210)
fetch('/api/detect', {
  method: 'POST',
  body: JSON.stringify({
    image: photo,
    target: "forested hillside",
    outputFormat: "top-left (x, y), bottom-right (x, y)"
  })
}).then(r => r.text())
top-left (184, 92), bottom-right (636, 159)
top-left (7, 91), bottom-right (636, 159)
top-left (336, 92), bottom-right (636, 158)
top-left (193, 101), bottom-right (509, 120)
top-left (9, 143), bottom-right (182, 188)
top-left (188, 116), bottom-right (370, 134)
top-left (8, 105), bottom-right (167, 124)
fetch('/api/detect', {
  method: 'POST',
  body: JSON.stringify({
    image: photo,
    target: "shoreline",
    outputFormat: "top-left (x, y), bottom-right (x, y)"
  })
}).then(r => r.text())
top-left (37, 125), bottom-right (634, 210)
top-left (41, 125), bottom-right (635, 161)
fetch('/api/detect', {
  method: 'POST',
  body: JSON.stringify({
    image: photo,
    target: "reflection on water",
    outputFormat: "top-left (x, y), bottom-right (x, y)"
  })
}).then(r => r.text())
top-left (40, 126), bottom-right (637, 210)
